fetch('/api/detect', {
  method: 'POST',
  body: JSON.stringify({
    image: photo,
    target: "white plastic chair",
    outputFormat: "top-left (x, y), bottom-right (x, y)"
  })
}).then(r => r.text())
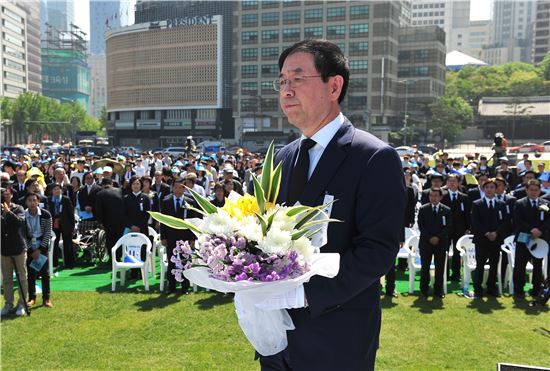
top-left (406, 235), bottom-right (448, 295)
top-left (499, 235), bottom-right (546, 295)
top-left (398, 233), bottom-right (417, 261)
top-left (456, 234), bottom-right (502, 295)
top-left (148, 227), bottom-right (160, 277)
top-left (47, 234), bottom-right (56, 276)
top-left (158, 243), bottom-right (169, 292)
top-left (111, 233), bottom-right (152, 291)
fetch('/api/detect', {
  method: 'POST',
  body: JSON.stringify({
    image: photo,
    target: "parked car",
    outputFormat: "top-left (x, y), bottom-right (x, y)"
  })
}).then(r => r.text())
top-left (394, 146), bottom-right (415, 157)
top-left (542, 141), bottom-right (550, 152)
top-left (508, 143), bottom-right (545, 153)
top-left (416, 145), bottom-right (438, 155)
top-left (164, 147), bottom-right (187, 157)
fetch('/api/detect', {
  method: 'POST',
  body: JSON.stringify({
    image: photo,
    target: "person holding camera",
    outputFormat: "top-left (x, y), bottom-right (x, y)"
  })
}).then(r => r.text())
top-left (1, 187), bottom-right (29, 316)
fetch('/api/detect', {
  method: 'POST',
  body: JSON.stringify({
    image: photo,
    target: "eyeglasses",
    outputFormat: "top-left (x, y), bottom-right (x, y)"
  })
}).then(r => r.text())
top-left (273, 75), bottom-right (322, 92)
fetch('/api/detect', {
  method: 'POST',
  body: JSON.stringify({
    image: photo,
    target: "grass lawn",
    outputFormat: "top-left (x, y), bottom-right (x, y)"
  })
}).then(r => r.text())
top-left (1, 290), bottom-right (549, 370)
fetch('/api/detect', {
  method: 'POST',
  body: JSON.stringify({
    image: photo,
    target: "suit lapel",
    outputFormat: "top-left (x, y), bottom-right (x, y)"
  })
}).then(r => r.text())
top-left (300, 121), bottom-right (354, 206)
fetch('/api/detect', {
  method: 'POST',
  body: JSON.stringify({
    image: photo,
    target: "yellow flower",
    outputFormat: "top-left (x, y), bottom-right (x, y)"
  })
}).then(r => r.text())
top-left (222, 194), bottom-right (260, 221)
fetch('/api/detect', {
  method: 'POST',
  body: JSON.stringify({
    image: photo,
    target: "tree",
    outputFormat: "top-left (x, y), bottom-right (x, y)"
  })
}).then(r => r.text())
top-left (429, 95), bottom-right (474, 146)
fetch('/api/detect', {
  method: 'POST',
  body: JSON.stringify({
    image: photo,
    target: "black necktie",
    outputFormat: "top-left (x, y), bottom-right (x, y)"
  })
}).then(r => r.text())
top-left (433, 206), bottom-right (437, 215)
top-left (288, 138), bottom-right (316, 205)
top-left (532, 200), bottom-right (536, 209)
top-left (489, 200), bottom-right (494, 210)
top-left (176, 198), bottom-right (181, 212)
top-left (452, 194), bottom-right (456, 203)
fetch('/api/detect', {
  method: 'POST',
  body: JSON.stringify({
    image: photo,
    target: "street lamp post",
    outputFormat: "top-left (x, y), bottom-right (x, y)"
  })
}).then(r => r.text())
top-left (397, 80), bottom-right (410, 146)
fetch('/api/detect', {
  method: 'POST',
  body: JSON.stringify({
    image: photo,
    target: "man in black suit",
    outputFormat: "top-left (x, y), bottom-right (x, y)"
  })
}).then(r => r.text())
top-left (470, 179), bottom-right (509, 298)
top-left (495, 157), bottom-right (516, 191)
top-left (261, 40), bottom-right (405, 371)
top-left (420, 173), bottom-right (445, 204)
top-left (47, 183), bottom-right (76, 269)
top-left (512, 170), bottom-right (537, 200)
top-left (160, 178), bottom-right (199, 294)
top-left (512, 179), bottom-right (549, 298)
top-left (441, 173), bottom-right (470, 282)
top-left (152, 170), bottom-right (171, 210)
top-left (12, 170), bottom-right (27, 201)
top-left (95, 177), bottom-right (126, 261)
top-left (467, 172), bottom-right (489, 204)
top-left (77, 171), bottom-right (101, 220)
top-left (418, 188), bottom-right (452, 298)
top-left (495, 176), bottom-right (516, 283)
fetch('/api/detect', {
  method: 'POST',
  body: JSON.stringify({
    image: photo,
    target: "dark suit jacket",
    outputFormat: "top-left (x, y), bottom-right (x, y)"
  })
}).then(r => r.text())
top-left (1, 203), bottom-right (27, 256)
top-left (47, 195), bottom-right (75, 235)
top-left (152, 182), bottom-right (171, 207)
top-left (513, 197), bottom-right (550, 240)
top-left (95, 186), bottom-right (126, 229)
top-left (470, 198), bottom-right (509, 244)
top-left (77, 184), bottom-right (101, 211)
top-left (441, 191), bottom-right (470, 236)
top-left (467, 187), bottom-right (483, 204)
top-left (417, 203), bottom-right (452, 247)
top-left (123, 192), bottom-right (151, 234)
top-left (274, 119), bottom-right (405, 370)
top-left (498, 194), bottom-right (516, 236)
top-left (404, 185), bottom-right (416, 228)
top-left (159, 195), bottom-right (199, 244)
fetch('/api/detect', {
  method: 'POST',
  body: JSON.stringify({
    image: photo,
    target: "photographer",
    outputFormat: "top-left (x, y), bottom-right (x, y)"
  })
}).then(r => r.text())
top-left (1, 187), bottom-right (29, 316)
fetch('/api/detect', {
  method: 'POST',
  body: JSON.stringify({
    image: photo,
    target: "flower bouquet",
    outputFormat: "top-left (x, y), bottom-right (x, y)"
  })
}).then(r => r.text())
top-left (150, 142), bottom-right (340, 356)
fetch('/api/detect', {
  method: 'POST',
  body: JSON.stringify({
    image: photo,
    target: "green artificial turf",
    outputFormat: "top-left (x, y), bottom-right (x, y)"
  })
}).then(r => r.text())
top-left (1, 291), bottom-right (549, 371)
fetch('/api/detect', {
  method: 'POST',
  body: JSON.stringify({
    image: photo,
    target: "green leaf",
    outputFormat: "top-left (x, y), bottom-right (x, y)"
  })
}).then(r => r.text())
top-left (298, 218), bottom-right (342, 231)
top-left (268, 162), bottom-right (283, 203)
top-left (187, 187), bottom-right (218, 214)
top-left (291, 228), bottom-right (310, 241)
top-left (266, 207), bottom-right (280, 232)
top-left (148, 211), bottom-right (203, 234)
top-left (304, 227), bottom-right (323, 239)
top-left (295, 208), bottom-right (322, 229)
top-left (261, 141), bottom-right (275, 198)
top-left (255, 212), bottom-right (268, 236)
top-left (286, 205), bottom-right (312, 217)
top-left (252, 175), bottom-right (266, 214)
top-left (183, 202), bottom-right (207, 216)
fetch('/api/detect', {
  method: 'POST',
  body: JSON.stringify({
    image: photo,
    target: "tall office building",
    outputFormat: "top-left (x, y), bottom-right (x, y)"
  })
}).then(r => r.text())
top-left (1, 1), bottom-right (28, 98)
top-left (15, 0), bottom-right (42, 94)
top-left (409, 0), bottom-right (469, 51)
top-left (483, 0), bottom-right (536, 64)
top-left (40, 0), bottom-right (75, 36)
top-left (89, 54), bottom-right (106, 118)
top-left (233, 1), bottom-right (401, 143)
top-left (532, 0), bottom-right (550, 64)
top-left (90, 0), bottom-right (129, 55)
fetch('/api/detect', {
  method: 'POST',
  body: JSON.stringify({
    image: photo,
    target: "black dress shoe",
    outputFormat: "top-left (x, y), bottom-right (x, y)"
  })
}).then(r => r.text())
top-left (385, 292), bottom-right (398, 298)
top-left (435, 293), bottom-right (445, 299)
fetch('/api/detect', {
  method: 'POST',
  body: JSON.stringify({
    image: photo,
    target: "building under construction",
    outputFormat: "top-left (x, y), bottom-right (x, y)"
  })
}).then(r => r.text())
top-left (41, 23), bottom-right (91, 111)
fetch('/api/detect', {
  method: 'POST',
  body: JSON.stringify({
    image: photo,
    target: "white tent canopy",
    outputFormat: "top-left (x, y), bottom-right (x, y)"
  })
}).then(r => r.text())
top-left (446, 50), bottom-right (488, 69)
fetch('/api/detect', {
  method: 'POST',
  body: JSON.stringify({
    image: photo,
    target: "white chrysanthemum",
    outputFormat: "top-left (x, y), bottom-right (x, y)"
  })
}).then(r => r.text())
top-left (240, 216), bottom-right (263, 242)
top-left (292, 236), bottom-right (314, 262)
top-left (272, 208), bottom-right (296, 232)
top-left (202, 210), bottom-right (237, 236)
top-left (257, 228), bottom-right (292, 255)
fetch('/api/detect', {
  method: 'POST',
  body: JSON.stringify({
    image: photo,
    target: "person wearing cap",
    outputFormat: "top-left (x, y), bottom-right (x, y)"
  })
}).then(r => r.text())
top-left (512, 179), bottom-right (549, 299)
top-left (441, 173), bottom-right (470, 282)
top-left (470, 178), bottom-right (509, 298)
top-left (417, 188), bottom-right (452, 298)
top-left (512, 170), bottom-right (537, 200)
top-left (222, 164), bottom-right (243, 195)
top-left (420, 173), bottom-right (446, 205)
top-left (47, 183), bottom-right (76, 269)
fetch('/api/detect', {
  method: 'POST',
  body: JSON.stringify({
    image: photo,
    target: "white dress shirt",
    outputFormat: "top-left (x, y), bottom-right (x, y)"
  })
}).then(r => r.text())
top-left (298, 112), bottom-right (344, 179)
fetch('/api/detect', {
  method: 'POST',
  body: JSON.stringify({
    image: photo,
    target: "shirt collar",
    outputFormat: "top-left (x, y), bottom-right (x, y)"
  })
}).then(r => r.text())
top-left (25, 207), bottom-right (42, 217)
top-left (299, 112), bottom-right (344, 150)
